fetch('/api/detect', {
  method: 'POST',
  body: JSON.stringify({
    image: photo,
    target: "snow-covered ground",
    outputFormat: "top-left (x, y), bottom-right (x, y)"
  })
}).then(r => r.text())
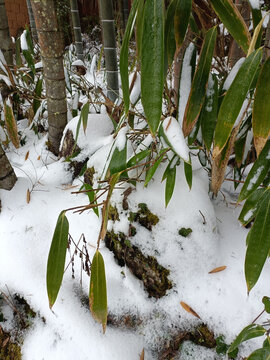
top-left (1, 115), bottom-right (270, 360)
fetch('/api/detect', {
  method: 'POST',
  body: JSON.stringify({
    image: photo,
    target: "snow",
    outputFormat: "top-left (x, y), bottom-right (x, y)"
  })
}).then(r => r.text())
top-left (223, 58), bottom-right (245, 91)
top-left (246, 166), bottom-right (265, 190)
top-left (249, 0), bottom-right (260, 9)
top-left (71, 59), bottom-right (86, 67)
top-left (20, 30), bottom-right (28, 51)
top-left (162, 116), bottom-right (190, 162)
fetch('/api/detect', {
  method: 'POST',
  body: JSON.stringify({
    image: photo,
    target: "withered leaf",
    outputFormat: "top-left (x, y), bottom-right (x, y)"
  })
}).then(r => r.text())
top-left (140, 349), bottom-right (145, 360)
top-left (209, 265), bottom-right (227, 274)
top-left (26, 189), bottom-right (31, 204)
top-left (180, 301), bottom-right (201, 319)
top-left (37, 155), bottom-right (41, 160)
top-left (25, 151), bottom-right (29, 161)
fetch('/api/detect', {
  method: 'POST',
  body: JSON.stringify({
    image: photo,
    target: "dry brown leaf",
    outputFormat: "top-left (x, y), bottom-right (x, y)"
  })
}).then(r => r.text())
top-left (209, 265), bottom-right (227, 274)
top-left (180, 301), bottom-right (201, 319)
top-left (37, 155), bottom-right (41, 160)
top-left (26, 189), bottom-right (31, 204)
top-left (25, 151), bottom-right (29, 161)
top-left (140, 348), bottom-right (144, 360)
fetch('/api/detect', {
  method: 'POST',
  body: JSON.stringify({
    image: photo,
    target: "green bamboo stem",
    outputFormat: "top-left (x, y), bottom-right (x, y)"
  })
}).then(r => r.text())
top-left (70, 0), bottom-right (84, 61)
top-left (26, 0), bottom-right (38, 43)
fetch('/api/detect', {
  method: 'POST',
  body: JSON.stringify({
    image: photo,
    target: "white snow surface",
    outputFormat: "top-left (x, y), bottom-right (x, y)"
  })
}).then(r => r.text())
top-left (249, 0), bottom-right (260, 9)
top-left (223, 58), bottom-right (245, 91)
top-left (20, 30), bottom-right (28, 51)
top-left (0, 119), bottom-right (270, 360)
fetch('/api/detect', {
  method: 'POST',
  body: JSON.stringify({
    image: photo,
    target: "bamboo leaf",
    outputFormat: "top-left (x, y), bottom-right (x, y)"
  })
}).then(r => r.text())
top-left (127, 149), bottom-right (151, 168)
top-left (209, 266), bottom-right (227, 274)
top-left (184, 160), bottom-right (192, 190)
top-left (26, 189), bottom-right (31, 204)
top-left (164, 0), bottom-right (177, 70)
top-left (238, 139), bottom-right (270, 202)
top-left (4, 99), bottom-right (20, 149)
top-left (245, 190), bottom-right (270, 292)
top-left (33, 78), bottom-right (43, 115)
top-left (209, 0), bottom-right (251, 53)
top-left (165, 164), bottom-right (176, 207)
top-left (174, 0), bottom-right (192, 49)
top-left (109, 130), bottom-right (127, 175)
top-left (228, 324), bottom-right (266, 354)
top-left (247, 347), bottom-right (270, 359)
top-left (200, 74), bottom-right (218, 152)
top-left (182, 27), bottom-right (217, 137)
top-left (144, 148), bottom-right (168, 187)
top-left (83, 183), bottom-right (99, 217)
top-left (213, 49), bottom-right (262, 157)
top-left (136, 0), bottom-right (145, 57)
top-left (120, 0), bottom-right (140, 114)
top-left (141, 0), bottom-right (164, 135)
top-left (263, 296), bottom-right (270, 314)
top-left (238, 188), bottom-right (267, 226)
top-left (247, 16), bottom-right (264, 56)
top-left (253, 57), bottom-right (270, 155)
top-left (180, 301), bottom-right (201, 319)
top-left (89, 250), bottom-right (107, 333)
top-left (46, 211), bottom-right (69, 308)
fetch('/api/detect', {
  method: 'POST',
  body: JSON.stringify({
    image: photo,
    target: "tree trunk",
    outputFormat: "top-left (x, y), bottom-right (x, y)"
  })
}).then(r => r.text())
top-left (98, 0), bottom-right (119, 102)
top-left (0, 0), bottom-right (13, 65)
top-left (31, 0), bottom-right (67, 156)
top-left (26, 0), bottom-right (38, 43)
top-left (70, 0), bottom-right (84, 61)
top-left (0, 144), bottom-right (17, 190)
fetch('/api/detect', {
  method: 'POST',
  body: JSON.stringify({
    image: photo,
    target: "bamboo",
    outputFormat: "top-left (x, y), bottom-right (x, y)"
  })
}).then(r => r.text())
top-left (26, 0), bottom-right (38, 43)
top-left (70, 0), bottom-right (84, 61)
top-left (0, 0), bottom-right (13, 65)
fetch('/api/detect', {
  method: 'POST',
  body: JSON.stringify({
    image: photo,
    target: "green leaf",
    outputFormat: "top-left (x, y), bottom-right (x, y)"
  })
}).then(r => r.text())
top-left (182, 26), bottom-right (217, 137)
top-left (83, 183), bottom-right (99, 217)
top-left (74, 102), bottom-right (90, 149)
top-left (22, 49), bottom-right (35, 75)
top-left (109, 132), bottom-right (127, 175)
top-left (247, 347), bottom-right (270, 359)
top-left (164, 0), bottom-right (177, 70)
top-left (245, 190), bottom-right (270, 292)
top-left (253, 57), bottom-right (270, 155)
top-left (249, 2), bottom-right (262, 50)
top-left (184, 159), bottom-right (192, 190)
top-left (15, 38), bottom-right (22, 67)
top-left (238, 188), bottom-right (267, 226)
top-left (209, 0), bottom-right (251, 53)
top-left (213, 49), bottom-right (262, 157)
top-left (89, 250), bottom-right (107, 333)
top-left (238, 139), bottom-right (270, 202)
top-left (263, 296), bottom-right (270, 314)
top-left (200, 73), bottom-right (218, 152)
top-left (120, 0), bottom-right (140, 114)
top-left (141, 0), bottom-right (164, 135)
top-left (33, 78), bottom-right (43, 114)
top-left (228, 324), bottom-right (266, 354)
top-left (263, 337), bottom-right (270, 348)
top-left (127, 149), bottom-right (151, 168)
top-left (162, 154), bottom-right (179, 181)
top-left (46, 211), bottom-right (69, 308)
top-left (144, 148), bottom-right (168, 187)
top-left (174, 0), bottom-right (192, 49)
top-left (165, 163), bottom-right (176, 207)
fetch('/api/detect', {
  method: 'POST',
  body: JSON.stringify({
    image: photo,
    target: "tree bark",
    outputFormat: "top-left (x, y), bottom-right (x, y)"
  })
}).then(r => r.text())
top-left (0, 144), bottom-right (17, 190)
top-left (98, 0), bottom-right (119, 102)
top-left (26, 0), bottom-right (38, 43)
top-left (31, 0), bottom-right (67, 156)
top-left (70, 0), bottom-right (84, 61)
top-left (0, 0), bottom-right (13, 65)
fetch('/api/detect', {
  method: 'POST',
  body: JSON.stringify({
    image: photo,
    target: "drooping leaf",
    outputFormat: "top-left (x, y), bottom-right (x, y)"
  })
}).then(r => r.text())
top-left (182, 26), bottom-right (217, 137)
top-left (164, 0), bottom-right (177, 70)
top-left (165, 163), bottom-right (176, 207)
top-left (89, 250), bottom-right (107, 333)
top-left (238, 188), bottom-right (267, 226)
top-left (23, 49), bottom-right (35, 76)
top-left (247, 16), bottom-right (264, 56)
top-left (47, 211), bottom-right (69, 308)
top-left (120, 0), bottom-right (140, 114)
top-left (213, 49), bottom-right (262, 157)
top-left (174, 0), bottom-right (192, 49)
top-left (109, 128), bottom-right (127, 175)
top-left (162, 154), bottom-right (179, 181)
top-left (253, 57), bottom-right (270, 155)
top-left (33, 77), bottom-right (43, 115)
top-left (200, 73), bottom-right (218, 152)
top-left (245, 190), bottom-right (270, 292)
top-left (4, 99), bottom-right (20, 149)
top-left (247, 347), bottom-right (270, 359)
top-left (127, 149), bottom-right (151, 168)
top-left (74, 102), bottom-right (90, 144)
top-left (184, 159), bottom-right (192, 190)
top-left (141, 0), bottom-right (164, 135)
top-left (228, 324), bottom-right (266, 354)
top-left (249, 1), bottom-right (262, 50)
top-left (238, 139), bottom-right (270, 202)
top-left (209, 0), bottom-right (251, 53)
top-left (136, 0), bottom-right (145, 57)
top-left (144, 148), bottom-right (168, 187)
top-left (262, 296), bottom-right (270, 314)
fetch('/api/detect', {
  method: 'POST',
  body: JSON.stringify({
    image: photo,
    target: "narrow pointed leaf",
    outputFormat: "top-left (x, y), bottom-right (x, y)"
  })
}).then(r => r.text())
top-left (47, 211), bottom-right (69, 308)
top-left (253, 57), bottom-right (270, 155)
top-left (174, 0), bottom-right (192, 49)
top-left (247, 347), bottom-right (270, 359)
top-left (4, 99), bottom-right (20, 149)
top-left (182, 27), bottom-right (217, 137)
top-left (180, 301), bottom-right (201, 319)
top-left (162, 155), bottom-right (179, 181)
top-left (245, 190), bottom-right (270, 292)
top-left (33, 78), bottom-right (43, 114)
top-left (184, 160), bottom-right (192, 190)
top-left (165, 164), bottom-right (176, 207)
top-left (141, 0), bottom-right (164, 134)
top-left (127, 149), bottom-right (151, 168)
top-left (238, 139), bottom-right (270, 202)
top-left (200, 73), bottom-right (218, 151)
top-left (83, 183), bottom-right (99, 217)
top-left (209, 0), bottom-right (251, 53)
top-left (165, 0), bottom-right (177, 70)
top-left (228, 324), bottom-right (266, 354)
top-left (238, 188), bottom-right (267, 226)
top-left (136, 0), bottom-right (145, 57)
top-left (109, 129), bottom-right (127, 175)
top-left (145, 148), bottom-right (168, 187)
top-left (89, 250), bottom-right (107, 333)
top-left (120, 0), bottom-right (140, 113)
top-left (263, 296), bottom-right (270, 314)
top-left (213, 49), bottom-right (262, 157)
top-left (247, 17), bottom-right (264, 56)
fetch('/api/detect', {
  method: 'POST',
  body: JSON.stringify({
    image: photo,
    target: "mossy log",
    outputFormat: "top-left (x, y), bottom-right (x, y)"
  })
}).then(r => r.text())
top-left (105, 231), bottom-right (172, 298)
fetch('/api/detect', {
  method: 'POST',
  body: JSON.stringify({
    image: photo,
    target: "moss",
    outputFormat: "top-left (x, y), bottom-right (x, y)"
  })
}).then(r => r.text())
top-left (178, 227), bottom-right (192, 237)
top-left (0, 328), bottom-right (22, 360)
top-left (83, 167), bottom-right (95, 187)
top-left (129, 224), bottom-right (137, 237)
top-left (108, 205), bottom-right (120, 222)
top-left (190, 324), bottom-right (216, 348)
top-left (105, 231), bottom-right (172, 298)
top-left (129, 203), bottom-right (159, 231)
